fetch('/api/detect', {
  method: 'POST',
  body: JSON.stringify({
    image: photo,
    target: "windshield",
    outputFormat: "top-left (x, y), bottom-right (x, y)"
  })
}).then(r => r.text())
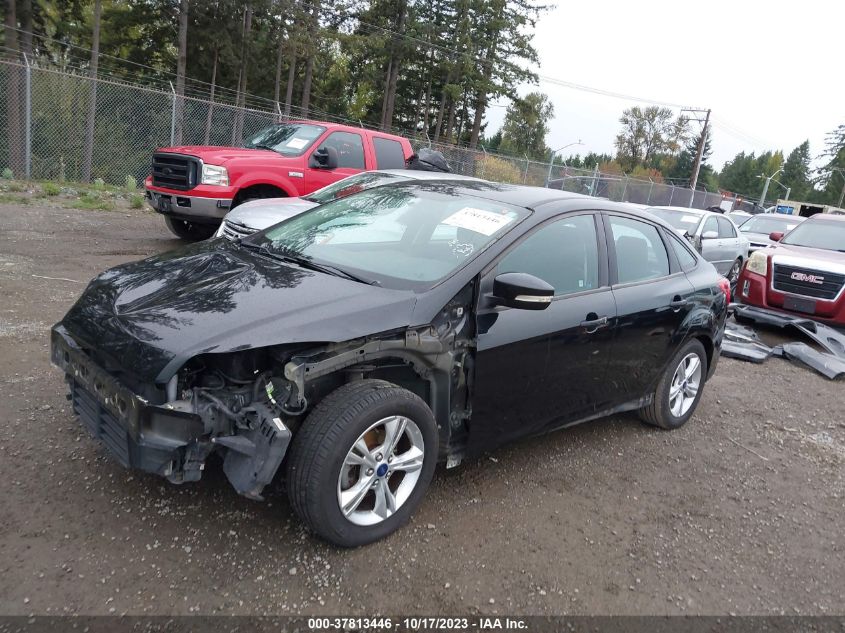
top-left (780, 220), bottom-right (845, 252)
top-left (304, 171), bottom-right (408, 204)
top-left (740, 215), bottom-right (803, 235)
top-left (252, 184), bottom-right (528, 290)
top-left (647, 208), bottom-right (702, 233)
top-left (244, 123), bottom-right (325, 156)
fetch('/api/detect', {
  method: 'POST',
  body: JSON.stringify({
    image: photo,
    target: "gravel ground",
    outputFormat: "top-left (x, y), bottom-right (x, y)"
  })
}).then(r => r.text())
top-left (0, 203), bottom-right (843, 617)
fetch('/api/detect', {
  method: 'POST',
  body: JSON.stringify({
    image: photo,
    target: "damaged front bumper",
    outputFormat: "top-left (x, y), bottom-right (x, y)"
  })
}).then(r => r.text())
top-left (51, 326), bottom-right (290, 499)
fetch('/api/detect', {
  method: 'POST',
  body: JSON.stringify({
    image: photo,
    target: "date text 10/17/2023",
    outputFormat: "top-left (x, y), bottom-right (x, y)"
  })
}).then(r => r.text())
top-left (307, 617), bottom-right (528, 630)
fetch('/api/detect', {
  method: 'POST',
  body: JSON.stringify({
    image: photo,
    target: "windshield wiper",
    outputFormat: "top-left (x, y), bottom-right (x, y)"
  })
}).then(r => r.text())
top-left (277, 252), bottom-right (378, 286)
top-left (240, 243), bottom-right (378, 285)
top-left (251, 143), bottom-right (277, 152)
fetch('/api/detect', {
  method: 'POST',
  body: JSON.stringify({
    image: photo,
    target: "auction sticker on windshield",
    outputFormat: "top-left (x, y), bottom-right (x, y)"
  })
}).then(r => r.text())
top-left (286, 137), bottom-right (310, 150)
top-left (442, 207), bottom-right (516, 236)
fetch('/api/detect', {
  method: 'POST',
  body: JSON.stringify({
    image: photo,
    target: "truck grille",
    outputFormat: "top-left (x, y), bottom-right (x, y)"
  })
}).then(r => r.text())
top-left (151, 153), bottom-right (199, 191)
top-left (221, 220), bottom-right (257, 241)
top-left (72, 381), bottom-right (131, 467)
top-left (772, 263), bottom-right (845, 301)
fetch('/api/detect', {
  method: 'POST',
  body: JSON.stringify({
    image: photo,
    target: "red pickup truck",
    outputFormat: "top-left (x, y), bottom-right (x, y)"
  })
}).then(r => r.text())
top-left (144, 121), bottom-right (414, 240)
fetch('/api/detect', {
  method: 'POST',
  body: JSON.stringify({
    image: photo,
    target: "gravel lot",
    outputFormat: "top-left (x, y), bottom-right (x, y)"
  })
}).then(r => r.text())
top-left (1, 203), bottom-right (843, 617)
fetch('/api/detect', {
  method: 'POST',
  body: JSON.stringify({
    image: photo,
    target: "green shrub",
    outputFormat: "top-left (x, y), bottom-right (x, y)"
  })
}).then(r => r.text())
top-left (7, 181), bottom-right (26, 192)
top-left (42, 182), bottom-right (61, 196)
top-left (124, 175), bottom-right (137, 191)
top-left (70, 191), bottom-right (114, 211)
top-left (478, 156), bottom-right (522, 184)
top-left (92, 177), bottom-right (106, 190)
top-left (1, 168), bottom-right (13, 179)
top-left (129, 193), bottom-right (144, 209)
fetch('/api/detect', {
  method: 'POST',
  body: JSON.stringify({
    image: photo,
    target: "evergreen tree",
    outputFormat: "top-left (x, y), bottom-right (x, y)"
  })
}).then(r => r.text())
top-left (781, 140), bottom-right (812, 201)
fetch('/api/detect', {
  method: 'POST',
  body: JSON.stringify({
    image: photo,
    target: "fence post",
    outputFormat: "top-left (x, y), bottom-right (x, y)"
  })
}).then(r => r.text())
top-left (479, 145), bottom-right (487, 179)
top-left (275, 102), bottom-right (282, 124)
top-left (523, 155), bottom-right (529, 184)
top-left (590, 164), bottom-right (599, 196)
top-left (621, 175), bottom-right (629, 201)
top-left (647, 179), bottom-right (653, 205)
top-left (23, 54), bottom-right (32, 179)
top-left (668, 185), bottom-right (675, 206)
top-left (169, 82), bottom-right (176, 146)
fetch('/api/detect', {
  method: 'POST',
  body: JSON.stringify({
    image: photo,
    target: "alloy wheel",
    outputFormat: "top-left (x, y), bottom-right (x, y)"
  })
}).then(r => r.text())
top-left (668, 352), bottom-right (702, 418)
top-left (337, 415), bottom-right (425, 526)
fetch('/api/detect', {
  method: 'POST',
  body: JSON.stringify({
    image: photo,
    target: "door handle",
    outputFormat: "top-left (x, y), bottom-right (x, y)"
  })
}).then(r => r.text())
top-left (669, 296), bottom-right (689, 311)
top-left (580, 315), bottom-right (608, 333)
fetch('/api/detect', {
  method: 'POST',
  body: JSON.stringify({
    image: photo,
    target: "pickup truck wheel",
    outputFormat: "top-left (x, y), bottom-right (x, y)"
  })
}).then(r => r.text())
top-left (286, 380), bottom-right (438, 547)
top-left (639, 339), bottom-right (707, 430)
top-left (164, 217), bottom-right (216, 241)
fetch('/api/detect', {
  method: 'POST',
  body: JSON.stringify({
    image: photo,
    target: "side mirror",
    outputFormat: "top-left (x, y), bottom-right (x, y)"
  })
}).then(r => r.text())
top-left (311, 146), bottom-right (339, 170)
top-left (701, 230), bottom-right (719, 240)
top-left (769, 231), bottom-right (784, 242)
top-left (492, 272), bottom-right (554, 311)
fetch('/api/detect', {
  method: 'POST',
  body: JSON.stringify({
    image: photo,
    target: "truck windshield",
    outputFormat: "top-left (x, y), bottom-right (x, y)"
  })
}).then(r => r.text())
top-left (251, 183), bottom-right (528, 291)
top-left (780, 219), bottom-right (845, 252)
top-left (303, 172), bottom-right (408, 205)
top-left (244, 124), bottom-right (326, 156)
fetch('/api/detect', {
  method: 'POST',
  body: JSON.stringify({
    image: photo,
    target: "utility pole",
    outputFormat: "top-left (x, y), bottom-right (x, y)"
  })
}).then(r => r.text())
top-left (758, 168), bottom-right (783, 207)
top-left (688, 108), bottom-right (711, 200)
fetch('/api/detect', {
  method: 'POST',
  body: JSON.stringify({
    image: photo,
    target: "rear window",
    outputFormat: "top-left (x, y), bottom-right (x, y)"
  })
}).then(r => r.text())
top-left (668, 233), bottom-right (698, 270)
top-left (373, 137), bottom-right (406, 169)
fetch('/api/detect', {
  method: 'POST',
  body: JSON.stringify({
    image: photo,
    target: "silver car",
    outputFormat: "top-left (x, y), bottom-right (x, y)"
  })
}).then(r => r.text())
top-left (214, 169), bottom-right (483, 240)
top-left (737, 213), bottom-right (806, 254)
top-left (646, 206), bottom-right (750, 286)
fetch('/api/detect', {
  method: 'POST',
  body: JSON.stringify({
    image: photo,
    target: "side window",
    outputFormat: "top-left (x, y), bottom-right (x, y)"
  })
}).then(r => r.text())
top-left (717, 216), bottom-right (737, 238)
top-left (373, 137), bottom-right (406, 169)
top-left (498, 215), bottom-right (599, 296)
top-left (702, 216), bottom-right (719, 236)
top-left (316, 132), bottom-right (366, 169)
top-left (608, 215), bottom-right (670, 284)
top-left (668, 233), bottom-right (698, 271)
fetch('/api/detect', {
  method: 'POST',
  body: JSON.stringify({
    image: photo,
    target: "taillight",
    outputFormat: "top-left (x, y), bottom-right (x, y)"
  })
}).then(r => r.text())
top-left (717, 277), bottom-right (731, 305)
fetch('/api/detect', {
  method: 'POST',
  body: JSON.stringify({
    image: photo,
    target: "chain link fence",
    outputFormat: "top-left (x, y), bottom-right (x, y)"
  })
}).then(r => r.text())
top-left (1, 57), bottom-right (751, 211)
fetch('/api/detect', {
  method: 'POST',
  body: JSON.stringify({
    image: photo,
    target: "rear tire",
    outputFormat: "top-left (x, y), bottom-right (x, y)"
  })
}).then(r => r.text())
top-left (164, 217), bottom-right (216, 241)
top-left (286, 380), bottom-right (438, 547)
top-left (639, 339), bottom-right (707, 430)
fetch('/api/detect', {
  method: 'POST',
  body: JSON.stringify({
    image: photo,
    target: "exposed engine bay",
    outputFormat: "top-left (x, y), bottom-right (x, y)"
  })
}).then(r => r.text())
top-left (52, 281), bottom-right (476, 501)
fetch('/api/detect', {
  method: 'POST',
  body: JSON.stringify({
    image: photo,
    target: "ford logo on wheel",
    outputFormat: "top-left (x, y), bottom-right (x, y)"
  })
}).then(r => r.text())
top-left (791, 271), bottom-right (824, 284)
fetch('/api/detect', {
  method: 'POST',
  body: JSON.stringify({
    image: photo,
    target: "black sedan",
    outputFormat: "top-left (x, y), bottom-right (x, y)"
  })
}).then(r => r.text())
top-left (51, 181), bottom-right (729, 546)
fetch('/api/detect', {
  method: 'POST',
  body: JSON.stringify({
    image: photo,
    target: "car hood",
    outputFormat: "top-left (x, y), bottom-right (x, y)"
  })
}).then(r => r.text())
top-left (224, 197), bottom-right (319, 231)
top-left (58, 241), bottom-right (417, 384)
top-left (743, 231), bottom-right (774, 245)
top-left (157, 146), bottom-right (284, 164)
top-left (768, 243), bottom-right (845, 268)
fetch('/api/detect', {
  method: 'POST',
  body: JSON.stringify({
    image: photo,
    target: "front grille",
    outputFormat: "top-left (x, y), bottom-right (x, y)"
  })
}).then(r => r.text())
top-left (772, 263), bottom-right (845, 300)
top-left (151, 153), bottom-right (199, 191)
top-left (222, 220), bottom-right (257, 241)
top-left (72, 381), bottom-right (130, 467)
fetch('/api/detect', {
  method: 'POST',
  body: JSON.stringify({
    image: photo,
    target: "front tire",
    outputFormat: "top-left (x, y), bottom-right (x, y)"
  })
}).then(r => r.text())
top-left (639, 339), bottom-right (707, 430)
top-left (286, 380), bottom-right (438, 547)
top-left (164, 216), bottom-right (216, 241)
top-left (727, 258), bottom-right (742, 296)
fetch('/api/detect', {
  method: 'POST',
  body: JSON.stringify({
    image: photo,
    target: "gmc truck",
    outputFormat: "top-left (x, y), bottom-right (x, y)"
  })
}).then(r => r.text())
top-left (144, 121), bottom-right (414, 240)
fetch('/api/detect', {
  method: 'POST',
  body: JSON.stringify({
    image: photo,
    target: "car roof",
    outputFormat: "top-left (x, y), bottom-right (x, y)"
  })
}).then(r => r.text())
top-left (405, 181), bottom-right (591, 209)
top-left (376, 169), bottom-right (482, 182)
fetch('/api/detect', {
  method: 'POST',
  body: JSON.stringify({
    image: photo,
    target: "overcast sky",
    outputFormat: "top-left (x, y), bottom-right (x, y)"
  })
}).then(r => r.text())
top-left (485, 0), bottom-right (844, 173)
